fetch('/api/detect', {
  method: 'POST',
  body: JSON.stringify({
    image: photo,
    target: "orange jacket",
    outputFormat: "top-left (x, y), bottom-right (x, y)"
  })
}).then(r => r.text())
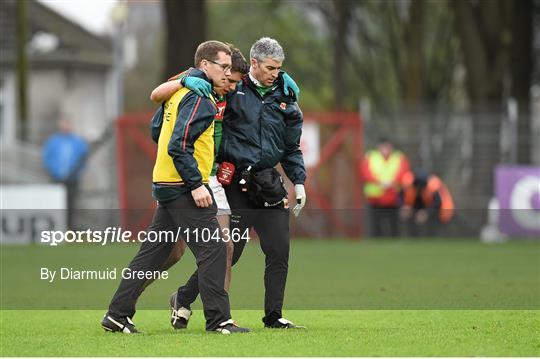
top-left (360, 150), bottom-right (410, 207)
top-left (401, 171), bottom-right (454, 223)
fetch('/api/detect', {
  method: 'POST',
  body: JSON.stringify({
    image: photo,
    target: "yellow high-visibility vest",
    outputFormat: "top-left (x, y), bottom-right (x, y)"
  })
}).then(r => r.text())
top-left (152, 88), bottom-right (215, 184)
top-left (364, 150), bottom-right (403, 198)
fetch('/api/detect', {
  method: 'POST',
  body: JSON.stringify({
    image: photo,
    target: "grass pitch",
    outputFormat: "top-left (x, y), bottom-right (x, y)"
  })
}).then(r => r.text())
top-left (1, 309), bottom-right (538, 356)
top-left (1, 239), bottom-right (539, 356)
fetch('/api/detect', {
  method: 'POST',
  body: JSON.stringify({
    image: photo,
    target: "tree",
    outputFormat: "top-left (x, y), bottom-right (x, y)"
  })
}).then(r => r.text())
top-left (206, 0), bottom-right (333, 110)
top-left (451, 0), bottom-right (534, 201)
top-left (404, 0), bottom-right (424, 108)
top-left (510, 0), bottom-right (534, 164)
top-left (163, 0), bottom-right (206, 79)
top-left (331, 0), bottom-right (355, 110)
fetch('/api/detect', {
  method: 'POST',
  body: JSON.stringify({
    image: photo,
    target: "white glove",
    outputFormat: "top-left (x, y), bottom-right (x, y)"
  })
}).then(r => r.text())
top-left (292, 184), bottom-right (306, 217)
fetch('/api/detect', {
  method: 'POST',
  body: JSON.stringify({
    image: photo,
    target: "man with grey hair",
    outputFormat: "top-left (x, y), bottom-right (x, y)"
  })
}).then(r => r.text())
top-left (249, 36), bottom-right (285, 86)
top-left (251, 36), bottom-right (285, 60)
top-left (175, 37), bottom-right (307, 329)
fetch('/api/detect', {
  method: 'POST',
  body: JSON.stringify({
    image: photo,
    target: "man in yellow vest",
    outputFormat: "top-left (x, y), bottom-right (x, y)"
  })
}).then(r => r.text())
top-left (101, 41), bottom-right (249, 334)
top-left (360, 138), bottom-right (410, 237)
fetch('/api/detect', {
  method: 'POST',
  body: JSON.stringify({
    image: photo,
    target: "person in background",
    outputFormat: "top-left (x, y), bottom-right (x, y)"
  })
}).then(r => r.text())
top-left (360, 138), bottom-right (410, 237)
top-left (42, 117), bottom-right (89, 229)
top-left (399, 168), bottom-right (454, 237)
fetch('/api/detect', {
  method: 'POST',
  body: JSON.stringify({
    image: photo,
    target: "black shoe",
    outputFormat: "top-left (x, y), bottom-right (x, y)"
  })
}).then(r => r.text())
top-left (265, 317), bottom-right (306, 329)
top-left (215, 319), bottom-right (251, 334)
top-left (101, 313), bottom-right (139, 333)
top-left (170, 292), bottom-right (192, 329)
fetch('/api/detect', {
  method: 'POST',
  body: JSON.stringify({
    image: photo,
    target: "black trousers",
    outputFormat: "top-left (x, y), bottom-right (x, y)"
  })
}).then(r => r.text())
top-left (369, 205), bottom-right (399, 237)
top-left (107, 189), bottom-right (231, 331)
top-left (175, 181), bottom-right (290, 325)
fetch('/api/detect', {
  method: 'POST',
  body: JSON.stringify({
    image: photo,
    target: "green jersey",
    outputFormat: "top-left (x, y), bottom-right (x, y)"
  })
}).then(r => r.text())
top-left (211, 96), bottom-right (226, 176)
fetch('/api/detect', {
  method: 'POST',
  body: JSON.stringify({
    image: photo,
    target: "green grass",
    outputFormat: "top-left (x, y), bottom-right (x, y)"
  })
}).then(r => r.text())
top-left (2, 239), bottom-right (539, 310)
top-left (1, 239), bottom-right (539, 356)
top-left (1, 309), bottom-right (538, 356)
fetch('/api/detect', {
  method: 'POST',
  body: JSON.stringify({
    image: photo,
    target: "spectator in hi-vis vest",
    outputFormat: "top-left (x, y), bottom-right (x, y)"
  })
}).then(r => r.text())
top-left (399, 169), bottom-right (454, 237)
top-left (360, 138), bottom-right (410, 237)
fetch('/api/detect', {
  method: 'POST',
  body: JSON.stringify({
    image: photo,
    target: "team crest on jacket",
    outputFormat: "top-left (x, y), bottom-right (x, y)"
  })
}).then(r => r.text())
top-left (280, 102), bottom-right (287, 110)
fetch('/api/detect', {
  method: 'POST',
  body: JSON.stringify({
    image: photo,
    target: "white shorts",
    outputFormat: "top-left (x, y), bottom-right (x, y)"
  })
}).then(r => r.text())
top-left (209, 176), bottom-right (231, 216)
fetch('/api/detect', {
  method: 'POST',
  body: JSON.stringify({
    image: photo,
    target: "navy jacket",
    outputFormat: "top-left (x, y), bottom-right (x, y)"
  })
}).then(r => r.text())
top-left (220, 74), bottom-right (306, 185)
